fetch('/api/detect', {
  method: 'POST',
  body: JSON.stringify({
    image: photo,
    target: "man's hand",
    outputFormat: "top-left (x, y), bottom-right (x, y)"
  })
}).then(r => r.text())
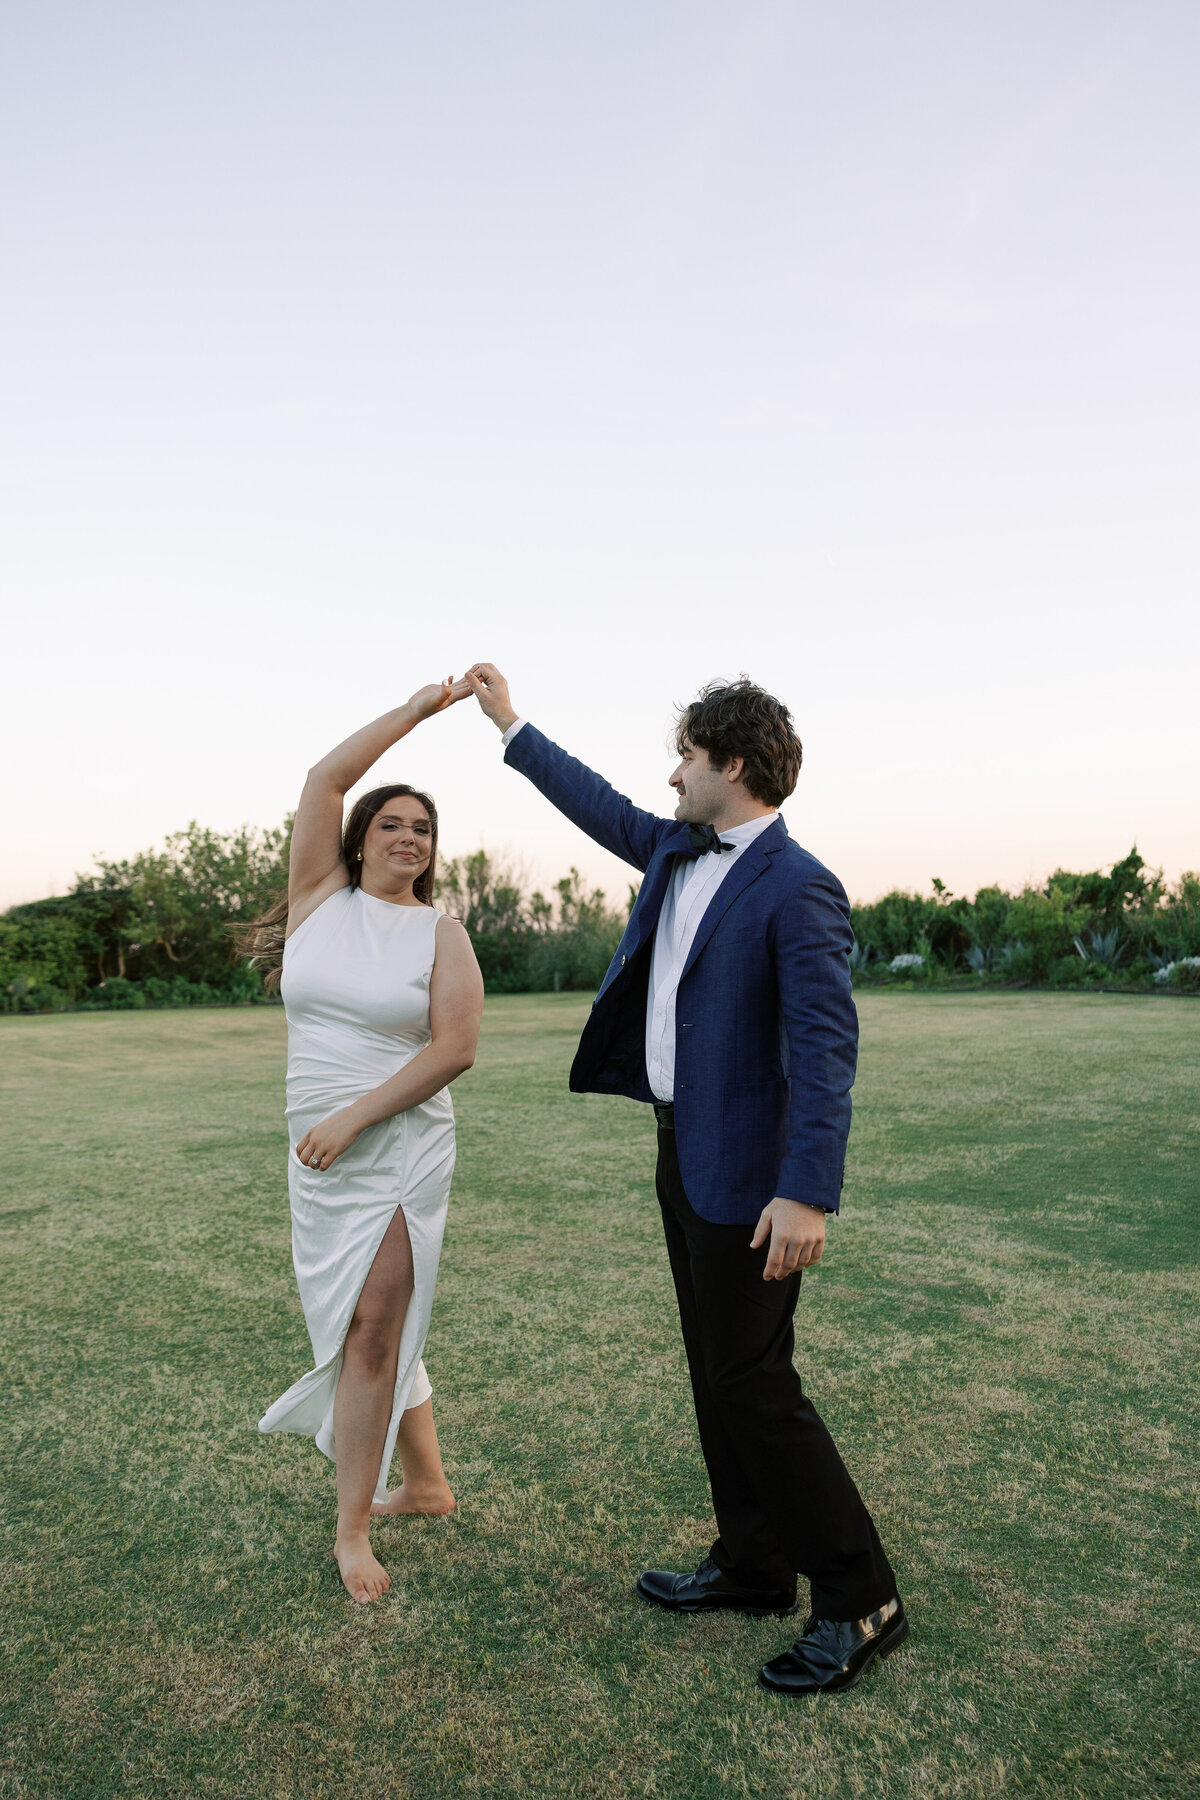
top-left (296, 1105), bottom-right (367, 1173)
top-left (465, 663), bottom-right (518, 734)
top-left (750, 1197), bottom-right (827, 1280)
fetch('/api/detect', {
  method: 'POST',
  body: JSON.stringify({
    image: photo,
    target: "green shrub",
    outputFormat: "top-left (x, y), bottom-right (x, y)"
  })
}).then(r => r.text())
top-left (526, 869), bottom-right (628, 995)
top-left (1004, 889), bottom-right (1091, 978)
top-left (84, 979), bottom-right (146, 1010)
top-left (4, 975), bottom-right (76, 1013)
top-left (0, 916), bottom-right (89, 1009)
top-left (851, 892), bottom-right (943, 961)
top-left (1157, 874), bottom-right (1200, 959)
top-left (224, 965), bottom-right (266, 1004)
top-left (97, 971), bottom-right (268, 1010)
top-left (4, 975), bottom-right (35, 1012)
top-left (998, 942), bottom-right (1037, 983)
top-left (883, 952), bottom-right (926, 984)
top-left (527, 923), bottom-right (623, 993)
top-left (1168, 958), bottom-right (1200, 993)
top-left (24, 984), bottom-right (75, 1012)
top-left (963, 886), bottom-right (1013, 954)
top-left (467, 932), bottom-right (533, 994)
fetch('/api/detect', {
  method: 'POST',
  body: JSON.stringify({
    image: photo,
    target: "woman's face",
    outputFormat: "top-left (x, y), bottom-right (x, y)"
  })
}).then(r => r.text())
top-left (361, 797), bottom-right (434, 891)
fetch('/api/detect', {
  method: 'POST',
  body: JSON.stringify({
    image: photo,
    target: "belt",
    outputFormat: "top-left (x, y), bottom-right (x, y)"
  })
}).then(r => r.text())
top-left (652, 1102), bottom-right (675, 1130)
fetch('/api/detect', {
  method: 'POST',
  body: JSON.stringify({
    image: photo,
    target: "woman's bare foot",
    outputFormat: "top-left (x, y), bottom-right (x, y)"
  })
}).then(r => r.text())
top-left (370, 1481), bottom-right (457, 1518)
top-left (333, 1531), bottom-right (392, 1603)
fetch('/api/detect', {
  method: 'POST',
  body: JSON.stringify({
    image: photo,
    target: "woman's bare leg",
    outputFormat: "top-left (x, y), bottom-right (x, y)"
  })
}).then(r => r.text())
top-left (371, 1396), bottom-right (456, 1516)
top-left (332, 1205), bottom-right (414, 1602)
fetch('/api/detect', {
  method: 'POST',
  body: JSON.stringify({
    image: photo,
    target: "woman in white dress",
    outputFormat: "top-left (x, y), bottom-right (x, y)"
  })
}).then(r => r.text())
top-left (250, 678), bottom-right (483, 1604)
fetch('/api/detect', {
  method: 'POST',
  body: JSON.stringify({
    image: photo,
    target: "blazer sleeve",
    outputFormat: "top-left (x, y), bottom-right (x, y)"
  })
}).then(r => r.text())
top-left (772, 871), bottom-right (859, 1213)
top-left (504, 722), bottom-right (674, 873)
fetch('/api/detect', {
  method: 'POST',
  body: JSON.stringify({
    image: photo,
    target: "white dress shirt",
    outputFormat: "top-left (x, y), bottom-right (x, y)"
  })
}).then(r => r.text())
top-left (643, 810), bottom-right (777, 1101)
top-left (500, 719), bottom-right (777, 1103)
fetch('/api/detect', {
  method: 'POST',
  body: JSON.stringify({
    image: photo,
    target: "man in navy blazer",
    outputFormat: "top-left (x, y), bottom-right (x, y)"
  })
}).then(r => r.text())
top-left (466, 665), bottom-right (906, 1696)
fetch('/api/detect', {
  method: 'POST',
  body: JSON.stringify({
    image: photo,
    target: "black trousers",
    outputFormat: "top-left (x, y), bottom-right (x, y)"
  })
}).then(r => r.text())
top-left (655, 1122), bottom-right (896, 1621)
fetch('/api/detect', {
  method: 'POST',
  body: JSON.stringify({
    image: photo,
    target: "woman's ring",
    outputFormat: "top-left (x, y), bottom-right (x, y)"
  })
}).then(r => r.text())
top-left (311, 1156), bottom-right (321, 1167)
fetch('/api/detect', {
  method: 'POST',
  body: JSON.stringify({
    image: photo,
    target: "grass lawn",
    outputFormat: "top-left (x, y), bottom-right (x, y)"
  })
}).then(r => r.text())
top-left (1, 992), bottom-right (1197, 1799)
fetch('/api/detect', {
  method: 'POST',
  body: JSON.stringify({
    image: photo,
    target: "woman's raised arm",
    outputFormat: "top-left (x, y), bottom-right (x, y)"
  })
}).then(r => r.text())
top-left (288, 679), bottom-right (471, 924)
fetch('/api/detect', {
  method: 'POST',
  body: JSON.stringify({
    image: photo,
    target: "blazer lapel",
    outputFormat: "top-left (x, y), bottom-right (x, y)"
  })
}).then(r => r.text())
top-left (604, 828), bottom-right (690, 986)
top-left (620, 826), bottom-right (694, 956)
top-left (679, 817), bottom-right (787, 982)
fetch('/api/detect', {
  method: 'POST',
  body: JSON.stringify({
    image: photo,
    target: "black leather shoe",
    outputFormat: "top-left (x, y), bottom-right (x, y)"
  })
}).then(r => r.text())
top-left (758, 1597), bottom-right (909, 1694)
top-left (637, 1555), bottom-right (798, 1618)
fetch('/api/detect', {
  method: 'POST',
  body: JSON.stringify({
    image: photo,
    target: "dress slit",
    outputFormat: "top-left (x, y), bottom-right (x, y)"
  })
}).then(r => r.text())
top-left (314, 1194), bottom-right (431, 1492)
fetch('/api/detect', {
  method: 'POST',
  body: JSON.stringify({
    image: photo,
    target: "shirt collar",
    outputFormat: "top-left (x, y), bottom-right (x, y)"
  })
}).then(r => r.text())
top-left (717, 811), bottom-right (778, 848)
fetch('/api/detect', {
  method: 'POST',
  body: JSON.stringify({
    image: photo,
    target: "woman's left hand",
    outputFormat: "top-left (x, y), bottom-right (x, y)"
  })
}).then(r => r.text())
top-left (296, 1107), bottom-right (366, 1172)
top-left (407, 676), bottom-right (473, 721)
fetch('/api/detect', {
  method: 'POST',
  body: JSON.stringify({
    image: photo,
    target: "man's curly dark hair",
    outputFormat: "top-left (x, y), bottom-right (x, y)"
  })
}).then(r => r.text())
top-left (675, 677), bottom-right (802, 809)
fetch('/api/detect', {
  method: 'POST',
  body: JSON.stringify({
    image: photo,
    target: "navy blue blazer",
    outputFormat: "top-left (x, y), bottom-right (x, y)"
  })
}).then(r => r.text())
top-left (506, 724), bottom-right (859, 1225)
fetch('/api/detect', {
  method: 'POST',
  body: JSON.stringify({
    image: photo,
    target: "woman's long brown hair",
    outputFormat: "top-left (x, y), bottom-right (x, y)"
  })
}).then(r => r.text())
top-left (234, 783), bottom-right (439, 990)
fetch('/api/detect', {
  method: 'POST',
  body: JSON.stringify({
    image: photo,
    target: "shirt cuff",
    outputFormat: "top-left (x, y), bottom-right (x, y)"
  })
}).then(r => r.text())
top-left (500, 718), bottom-right (528, 750)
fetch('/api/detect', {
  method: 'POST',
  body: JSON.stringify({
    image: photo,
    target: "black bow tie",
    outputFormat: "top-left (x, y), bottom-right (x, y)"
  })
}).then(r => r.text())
top-left (687, 824), bottom-right (733, 855)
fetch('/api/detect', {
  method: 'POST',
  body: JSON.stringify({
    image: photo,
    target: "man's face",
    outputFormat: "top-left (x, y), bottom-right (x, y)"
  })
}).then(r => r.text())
top-left (668, 738), bottom-right (729, 824)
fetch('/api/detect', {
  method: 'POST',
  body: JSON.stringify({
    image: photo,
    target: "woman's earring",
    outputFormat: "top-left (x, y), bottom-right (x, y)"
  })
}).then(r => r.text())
top-left (356, 851), bottom-right (363, 862)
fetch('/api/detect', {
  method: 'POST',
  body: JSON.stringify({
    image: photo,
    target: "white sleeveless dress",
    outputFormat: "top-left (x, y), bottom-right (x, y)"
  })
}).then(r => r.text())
top-left (258, 885), bottom-right (455, 1504)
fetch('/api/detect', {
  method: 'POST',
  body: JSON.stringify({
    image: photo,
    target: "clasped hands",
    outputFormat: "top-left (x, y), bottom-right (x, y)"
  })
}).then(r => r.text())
top-left (405, 664), bottom-right (515, 726)
top-left (404, 665), bottom-right (518, 732)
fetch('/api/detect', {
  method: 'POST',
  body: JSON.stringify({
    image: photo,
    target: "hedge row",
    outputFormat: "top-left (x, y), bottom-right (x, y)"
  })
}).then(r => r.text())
top-left (848, 851), bottom-right (1199, 991)
top-left (4, 831), bottom-right (1196, 1013)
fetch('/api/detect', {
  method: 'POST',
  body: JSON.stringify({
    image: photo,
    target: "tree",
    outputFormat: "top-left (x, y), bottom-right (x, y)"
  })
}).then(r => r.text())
top-left (437, 849), bottom-right (534, 993)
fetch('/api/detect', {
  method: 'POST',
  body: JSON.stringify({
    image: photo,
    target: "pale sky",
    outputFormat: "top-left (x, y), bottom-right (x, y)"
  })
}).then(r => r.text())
top-left (2, 0), bottom-right (1197, 912)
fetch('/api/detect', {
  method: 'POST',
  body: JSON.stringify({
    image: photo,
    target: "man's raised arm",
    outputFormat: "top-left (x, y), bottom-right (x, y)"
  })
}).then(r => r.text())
top-left (466, 662), bottom-right (673, 873)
